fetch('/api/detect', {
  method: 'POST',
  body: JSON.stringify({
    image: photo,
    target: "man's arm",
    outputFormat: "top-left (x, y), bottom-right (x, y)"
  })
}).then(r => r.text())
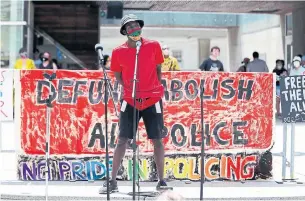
top-left (246, 63), bottom-right (252, 72)
top-left (154, 42), bottom-right (164, 81)
top-left (199, 60), bottom-right (207, 71)
top-left (173, 58), bottom-right (180, 71)
top-left (237, 66), bottom-right (243, 72)
top-left (219, 62), bottom-right (224, 72)
top-left (264, 62), bottom-right (269, 72)
top-left (14, 60), bottom-right (18, 69)
top-left (52, 62), bottom-right (58, 70)
top-left (114, 72), bottom-right (124, 86)
top-left (30, 60), bottom-right (36, 69)
top-left (157, 64), bottom-right (162, 82)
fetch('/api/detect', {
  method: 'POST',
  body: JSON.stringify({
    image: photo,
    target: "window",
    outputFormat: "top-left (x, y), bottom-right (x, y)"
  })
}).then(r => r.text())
top-left (172, 50), bottom-right (182, 63)
top-left (171, 50), bottom-right (183, 69)
top-left (1, 25), bottom-right (25, 68)
top-left (1, 0), bottom-right (27, 68)
top-left (1, 0), bottom-right (25, 21)
top-left (285, 13), bottom-right (292, 36)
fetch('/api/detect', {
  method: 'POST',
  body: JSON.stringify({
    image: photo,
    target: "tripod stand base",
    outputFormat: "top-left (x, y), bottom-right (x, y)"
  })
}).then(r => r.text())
top-left (127, 186), bottom-right (173, 197)
top-left (127, 191), bottom-right (161, 197)
top-left (158, 186), bottom-right (174, 190)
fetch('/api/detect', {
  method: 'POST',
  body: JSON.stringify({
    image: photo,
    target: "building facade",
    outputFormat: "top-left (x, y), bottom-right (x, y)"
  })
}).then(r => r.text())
top-left (1, 0), bottom-right (29, 69)
top-left (100, 9), bottom-right (305, 71)
top-left (1, 1), bottom-right (304, 70)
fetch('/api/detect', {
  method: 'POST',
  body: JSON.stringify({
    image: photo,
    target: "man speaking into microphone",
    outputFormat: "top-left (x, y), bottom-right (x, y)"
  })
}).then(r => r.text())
top-left (99, 14), bottom-right (167, 194)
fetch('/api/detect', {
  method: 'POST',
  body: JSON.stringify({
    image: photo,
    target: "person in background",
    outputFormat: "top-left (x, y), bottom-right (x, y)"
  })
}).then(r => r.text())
top-left (35, 53), bottom-right (43, 66)
top-left (272, 59), bottom-right (287, 118)
top-left (14, 48), bottom-right (36, 70)
top-left (52, 59), bottom-right (62, 69)
top-left (100, 55), bottom-right (111, 70)
top-left (38, 52), bottom-right (58, 70)
top-left (289, 55), bottom-right (305, 76)
top-left (161, 45), bottom-right (180, 71)
top-left (33, 49), bottom-right (42, 67)
top-left (301, 55), bottom-right (305, 67)
top-left (237, 57), bottom-right (250, 72)
top-left (247, 51), bottom-right (269, 72)
top-left (157, 191), bottom-right (184, 201)
top-left (199, 46), bottom-right (224, 72)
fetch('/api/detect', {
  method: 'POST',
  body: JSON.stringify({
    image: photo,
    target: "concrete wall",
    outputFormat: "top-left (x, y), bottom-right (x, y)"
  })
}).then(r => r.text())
top-left (100, 27), bottom-right (228, 71)
top-left (240, 27), bottom-right (284, 71)
top-left (230, 14), bottom-right (284, 72)
top-left (100, 36), bottom-right (229, 71)
top-left (235, 10), bottom-right (305, 70)
top-left (198, 39), bottom-right (210, 66)
top-left (228, 27), bottom-right (242, 72)
top-left (100, 36), bottom-right (200, 70)
top-left (100, 14), bottom-right (284, 72)
top-left (100, 13), bottom-right (290, 72)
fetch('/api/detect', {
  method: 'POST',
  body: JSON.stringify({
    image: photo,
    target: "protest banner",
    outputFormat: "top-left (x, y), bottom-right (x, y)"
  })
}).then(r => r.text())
top-left (18, 154), bottom-right (258, 181)
top-left (0, 69), bottom-right (14, 121)
top-left (15, 70), bottom-right (274, 181)
top-left (280, 75), bottom-right (305, 123)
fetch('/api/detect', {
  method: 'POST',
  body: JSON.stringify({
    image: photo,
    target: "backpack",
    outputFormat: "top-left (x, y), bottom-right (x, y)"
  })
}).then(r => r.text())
top-left (255, 151), bottom-right (273, 179)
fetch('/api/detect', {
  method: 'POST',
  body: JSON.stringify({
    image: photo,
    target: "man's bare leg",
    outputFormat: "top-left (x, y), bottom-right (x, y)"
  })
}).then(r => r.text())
top-left (276, 97), bottom-right (281, 117)
top-left (111, 137), bottom-right (129, 180)
top-left (99, 137), bottom-right (129, 194)
top-left (152, 139), bottom-right (164, 181)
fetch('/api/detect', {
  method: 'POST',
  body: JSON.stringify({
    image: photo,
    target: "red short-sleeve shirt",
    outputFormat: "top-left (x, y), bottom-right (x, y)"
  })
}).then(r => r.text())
top-left (110, 38), bottom-right (164, 110)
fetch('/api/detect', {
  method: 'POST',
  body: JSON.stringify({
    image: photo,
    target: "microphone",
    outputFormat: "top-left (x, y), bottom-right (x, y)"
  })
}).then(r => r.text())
top-left (95, 43), bottom-right (104, 61)
top-left (136, 41), bottom-right (142, 54)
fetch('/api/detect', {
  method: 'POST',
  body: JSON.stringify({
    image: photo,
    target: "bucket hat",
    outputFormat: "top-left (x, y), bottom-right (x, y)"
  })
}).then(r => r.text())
top-left (120, 14), bottom-right (144, 35)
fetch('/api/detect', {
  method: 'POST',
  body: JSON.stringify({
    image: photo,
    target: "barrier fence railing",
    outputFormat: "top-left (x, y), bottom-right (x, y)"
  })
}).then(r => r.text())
top-left (0, 69), bottom-right (304, 199)
top-left (273, 75), bottom-right (305, 184)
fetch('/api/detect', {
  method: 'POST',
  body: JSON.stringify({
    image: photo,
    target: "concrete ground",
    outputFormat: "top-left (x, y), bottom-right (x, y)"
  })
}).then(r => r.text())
top-left (1, 180), bottom-right (305, 200)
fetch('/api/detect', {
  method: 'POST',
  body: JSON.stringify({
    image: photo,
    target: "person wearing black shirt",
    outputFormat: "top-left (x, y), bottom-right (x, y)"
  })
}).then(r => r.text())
top-left (199, 46), bottom-right (224, 72)
top-left (38, 52), bottom-right (58, 70)
top-left (272, 59), bottom-right (287, 117)
top-left (237, 58), bottom-right (250, 72)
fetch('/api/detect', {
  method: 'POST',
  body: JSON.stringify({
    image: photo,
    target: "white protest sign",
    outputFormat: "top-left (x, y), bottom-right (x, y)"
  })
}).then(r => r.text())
top-left (280, 75), bottom-right (305, 123)
top-left (0, 69), bottom-right (14, 121)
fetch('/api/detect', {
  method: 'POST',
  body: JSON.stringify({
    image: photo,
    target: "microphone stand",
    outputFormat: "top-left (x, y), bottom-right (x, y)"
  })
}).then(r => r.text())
top-left (131, 45), bottom-right (140, 201)
top-left (199, 85), bottom-right (205, 201)
top-left (43, 71), bottom-right (56, 201)
top-left (98, 57), bottom-right (114, 201)
top-left (127, 42), bottom-right (160, 199)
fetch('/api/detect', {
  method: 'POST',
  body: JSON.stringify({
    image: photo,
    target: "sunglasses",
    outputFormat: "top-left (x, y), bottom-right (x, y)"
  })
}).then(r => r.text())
top-left (162, 48), bottom-right (169, 50)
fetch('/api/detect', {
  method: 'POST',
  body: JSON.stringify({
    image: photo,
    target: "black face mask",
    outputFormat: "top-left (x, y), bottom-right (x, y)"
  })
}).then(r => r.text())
top-left (42, 57), bottom-right (49, 62)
